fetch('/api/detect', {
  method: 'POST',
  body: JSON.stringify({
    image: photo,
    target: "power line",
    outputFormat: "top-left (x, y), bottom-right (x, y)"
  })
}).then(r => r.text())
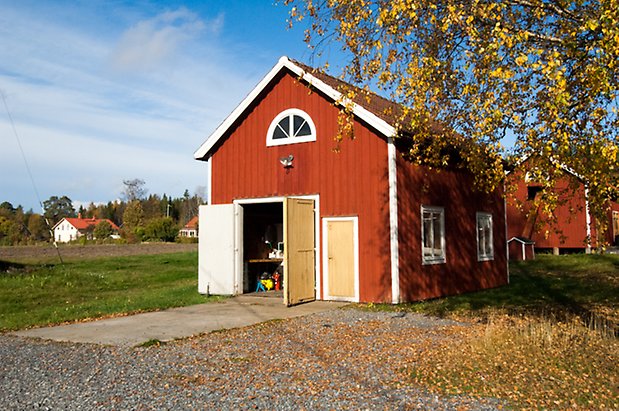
top-left (1, 91), bottom-right (44, 210)
top-left (1, 90), bottom-right (63, 264)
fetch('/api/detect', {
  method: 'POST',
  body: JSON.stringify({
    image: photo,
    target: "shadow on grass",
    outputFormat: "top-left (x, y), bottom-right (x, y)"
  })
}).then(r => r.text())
top-left (364, 254), bottom-right (618, 336)
top-left (0, 260), bottom-right (57, 277)
top-left (0, 260), bottom-right (30, 274)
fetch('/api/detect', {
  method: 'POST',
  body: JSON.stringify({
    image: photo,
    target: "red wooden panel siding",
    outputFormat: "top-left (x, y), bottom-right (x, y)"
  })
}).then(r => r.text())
top-left (396, 157), bottom-right (508, 301)
top-left (208, 68), bottom-right (508, 303)
top-left (210, 71), bottom-right (391, 302)
top-left (505, 170), bottom-right (617, 250)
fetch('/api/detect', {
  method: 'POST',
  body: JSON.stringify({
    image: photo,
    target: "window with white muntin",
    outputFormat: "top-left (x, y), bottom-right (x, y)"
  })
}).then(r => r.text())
top-left (266, 108), bottom-right (316, 146)
top-left (477, 212), bottom-right (494, 261)
top-left (421, 206), bottom-right (446, 264)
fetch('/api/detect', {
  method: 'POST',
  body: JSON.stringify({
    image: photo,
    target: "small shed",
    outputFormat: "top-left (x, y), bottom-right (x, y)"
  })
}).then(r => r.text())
top-left (506, 156), bottom-right (619, 253)
top-left (508, 237), bottom-right (536, 261)
top-left (194, 56), bottom-right (508, 305)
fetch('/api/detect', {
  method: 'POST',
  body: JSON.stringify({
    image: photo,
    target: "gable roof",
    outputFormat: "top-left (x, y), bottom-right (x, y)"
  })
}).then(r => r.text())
top-left (53, 217), bottom-right (120, 231)
top-left (291, 59), bottom-right (408, 127)
top-left (181, 216), bottom-right (198, 230)
top-left (508, 154), bottom-right (585, 182)
top-left (194, 56), bottom-right (398, 160)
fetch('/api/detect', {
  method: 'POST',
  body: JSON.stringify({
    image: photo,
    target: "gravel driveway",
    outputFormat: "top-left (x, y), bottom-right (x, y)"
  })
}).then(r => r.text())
top-left (0, 309), bottom-right (503, 410)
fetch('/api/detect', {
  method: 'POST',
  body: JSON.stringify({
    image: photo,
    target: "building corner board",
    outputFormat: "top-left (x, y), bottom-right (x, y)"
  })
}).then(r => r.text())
top-left (388, 137), bottom-right (400, 304)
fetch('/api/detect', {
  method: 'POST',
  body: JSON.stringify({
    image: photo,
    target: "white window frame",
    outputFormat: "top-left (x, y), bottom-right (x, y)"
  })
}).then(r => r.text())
top-left (476, 212), bottom-right (494, 261)
top-left (266, 108), bottom-right (316, 147)
top-left (421, 206), bottom-right (446, 265)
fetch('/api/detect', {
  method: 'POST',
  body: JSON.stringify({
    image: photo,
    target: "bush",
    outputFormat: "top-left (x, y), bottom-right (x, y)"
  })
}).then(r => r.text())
top-left (144, 217), bottom-right (178, 242)
top-left (93, 220), bottom-right (114, 240)
top-left (122, 228), bottom-right (142, 244)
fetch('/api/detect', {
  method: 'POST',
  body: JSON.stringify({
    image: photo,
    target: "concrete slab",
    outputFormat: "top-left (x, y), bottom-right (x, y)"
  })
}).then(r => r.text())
top-left (12, 295), bottom-right (349, 347)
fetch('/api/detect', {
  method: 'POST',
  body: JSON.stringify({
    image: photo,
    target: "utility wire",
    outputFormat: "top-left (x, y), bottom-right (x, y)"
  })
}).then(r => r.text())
top-left (1, 90), bottom-right (63, 264)
top-left (1, 92), bottom-right (42, 209)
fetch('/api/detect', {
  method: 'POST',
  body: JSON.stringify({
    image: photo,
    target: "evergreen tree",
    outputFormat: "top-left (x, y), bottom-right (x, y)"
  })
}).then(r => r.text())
top-left (43, 196), bottom-right (75, 225)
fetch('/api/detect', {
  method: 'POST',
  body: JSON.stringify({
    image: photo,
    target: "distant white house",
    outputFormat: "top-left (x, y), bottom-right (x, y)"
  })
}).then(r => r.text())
top-left (178, 216), bottom-right (198, 238)
top-left (52, 214), bottom-right (120, 243)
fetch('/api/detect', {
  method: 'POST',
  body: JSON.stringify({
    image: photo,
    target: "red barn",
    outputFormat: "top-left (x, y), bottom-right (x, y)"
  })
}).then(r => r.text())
top-left (194, 57), bottom-right (508, 305)
top-left (507, 160), bottom-right (619, 254)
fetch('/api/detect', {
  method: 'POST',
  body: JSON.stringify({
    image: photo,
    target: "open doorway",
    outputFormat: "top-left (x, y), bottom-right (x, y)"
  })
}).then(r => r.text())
top-left (241, 202), bottom-right (284, 297)
top-left (239, 196), bottom-right (318, 306)
top-left (198, 196), bottom-right (318, 306)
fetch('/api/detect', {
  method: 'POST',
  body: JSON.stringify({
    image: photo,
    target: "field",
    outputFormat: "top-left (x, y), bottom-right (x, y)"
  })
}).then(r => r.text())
top-left (0, 244), bottom-right (220, 331)
top-left (0, 242), bottom-right (197, 264)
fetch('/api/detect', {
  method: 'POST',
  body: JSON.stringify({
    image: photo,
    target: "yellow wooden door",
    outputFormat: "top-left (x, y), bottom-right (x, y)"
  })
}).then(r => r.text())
top-left (284, 198), bottom-right (316, 306)
top-left (327, 220), bottom-right (355, 299)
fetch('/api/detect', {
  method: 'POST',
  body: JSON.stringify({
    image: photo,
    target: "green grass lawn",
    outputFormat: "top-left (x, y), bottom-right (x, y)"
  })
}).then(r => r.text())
top-left (374, 254), bottom-right (619, 326)
top-left (0, 251), bottom-right (221, 331)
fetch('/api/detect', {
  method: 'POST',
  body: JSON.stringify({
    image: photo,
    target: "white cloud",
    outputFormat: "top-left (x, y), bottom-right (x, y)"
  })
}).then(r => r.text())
top-left (0, 3), bottom-right (257, 211)
top-left (0, 118), bottom-right (208, 205)
top-left (109, 8), bottom-right (223, 72)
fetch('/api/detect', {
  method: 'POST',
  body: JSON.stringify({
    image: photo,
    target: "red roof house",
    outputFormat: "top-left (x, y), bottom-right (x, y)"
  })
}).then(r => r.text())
top-left (52, 215), bottom-right (120, 243)
top-left (194, 56), bottom-right (508, 305)
top-left (179, 216), bottom-right (199, 238)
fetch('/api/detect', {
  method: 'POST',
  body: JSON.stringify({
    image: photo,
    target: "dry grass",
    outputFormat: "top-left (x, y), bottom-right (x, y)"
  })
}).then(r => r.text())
top-left (409, 314), bottom-right (618, 409)
top-left (361, 254), bottom-right (619, 408)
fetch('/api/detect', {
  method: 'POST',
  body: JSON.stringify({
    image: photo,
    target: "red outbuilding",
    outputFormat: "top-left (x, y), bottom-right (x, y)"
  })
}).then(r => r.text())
top-left (507, 158), bottom-right (619, 254)
top-left (194, 57), bottom-right (508, 305)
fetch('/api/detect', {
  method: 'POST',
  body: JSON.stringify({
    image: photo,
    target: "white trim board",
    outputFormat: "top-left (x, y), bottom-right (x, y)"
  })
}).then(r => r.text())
top-left (387, 137), bottom-right (400, 303)
top-left (194, 56), bottom-right (396, 160)
top-left (205, 156), bottom-right (212, 205)
top-left (504, 192), bottom-right (510, 283)
top-left (322, 216), bottom-right (360, 303)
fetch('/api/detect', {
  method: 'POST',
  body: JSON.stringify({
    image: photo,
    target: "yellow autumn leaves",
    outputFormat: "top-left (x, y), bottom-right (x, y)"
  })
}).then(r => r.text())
top-left (408, 314), bottom-right (618, 409)
top-left (285, 0), bottom-right (619, 243)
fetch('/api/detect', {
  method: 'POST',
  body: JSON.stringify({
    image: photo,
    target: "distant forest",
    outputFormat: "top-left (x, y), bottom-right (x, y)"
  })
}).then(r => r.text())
top-left (0, 179), bottom-right (205, 245)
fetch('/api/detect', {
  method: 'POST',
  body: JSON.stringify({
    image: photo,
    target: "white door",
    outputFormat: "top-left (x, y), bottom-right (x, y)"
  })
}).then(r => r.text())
top-left (198, 204), bottom-right (243, 295)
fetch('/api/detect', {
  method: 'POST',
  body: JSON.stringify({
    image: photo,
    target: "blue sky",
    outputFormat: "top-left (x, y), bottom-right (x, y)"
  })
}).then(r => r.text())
top-left (1, 0), bottom-right (325, 212)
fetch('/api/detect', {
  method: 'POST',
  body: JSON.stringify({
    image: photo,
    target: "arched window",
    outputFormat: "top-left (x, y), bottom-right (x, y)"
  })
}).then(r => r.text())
top-left (266, 108), bottom-right (316, 146)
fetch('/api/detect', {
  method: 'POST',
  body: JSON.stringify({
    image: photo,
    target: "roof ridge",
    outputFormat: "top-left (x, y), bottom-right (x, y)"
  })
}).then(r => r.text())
top-left (60, 217), bottom-right (120, 231)
top-left (286, 58), bottom-right (406, 127)
top-left (194, 56), bottom-right (398, 160)
top-left (288, 58), bottom-right (398, 102)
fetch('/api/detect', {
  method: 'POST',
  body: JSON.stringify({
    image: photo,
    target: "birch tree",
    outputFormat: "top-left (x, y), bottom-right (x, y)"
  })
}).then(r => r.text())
top-left (286, 0), bottom-right (619, 230)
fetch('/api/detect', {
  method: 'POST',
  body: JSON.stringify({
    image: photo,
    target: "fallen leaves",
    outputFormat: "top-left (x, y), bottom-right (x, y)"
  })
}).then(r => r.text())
top-left (405, 314), bottom-right (619, 409)
top-left (142, 308), bottom-right (618, 409)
